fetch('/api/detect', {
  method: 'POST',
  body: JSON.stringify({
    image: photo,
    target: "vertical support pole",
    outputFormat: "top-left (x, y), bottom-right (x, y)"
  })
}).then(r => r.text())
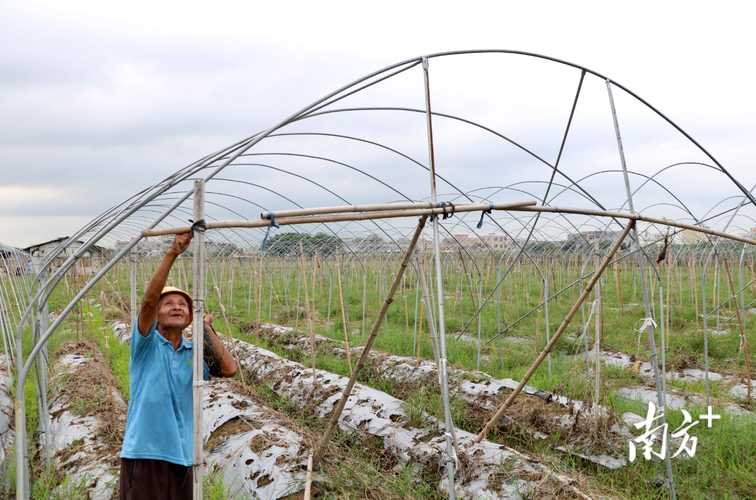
top-left (422, 55), bottom-right (457, 499)
top-left (607, 80), bottom-right (676, 500)
top-left (593, 238), bottom-right (601, 414)
top-left (130, 249), bottom-right (137, 329)
top-left (192, 179), bottom-right (206, 500)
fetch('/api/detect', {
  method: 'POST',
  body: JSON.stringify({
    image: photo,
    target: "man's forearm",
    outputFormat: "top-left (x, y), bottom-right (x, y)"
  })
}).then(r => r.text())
top-left (137, 233), bottom-right (192, 335)
top-left (205, 323), bottom-right (238, 377)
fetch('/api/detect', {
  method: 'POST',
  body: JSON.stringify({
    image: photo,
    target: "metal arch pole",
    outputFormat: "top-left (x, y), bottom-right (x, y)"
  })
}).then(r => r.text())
top-left (192, 180), bottom-right (206, 500)
top-left (606, 80), bottom-right (676, 500)
top-left (701, 251), bottom-right (714, 405)
top-left (14, 189), bottom-right (195, 500)
top-left (422, 56), bottom-right (457, 499)
top-left (37, 287), bottom-right (51, 469)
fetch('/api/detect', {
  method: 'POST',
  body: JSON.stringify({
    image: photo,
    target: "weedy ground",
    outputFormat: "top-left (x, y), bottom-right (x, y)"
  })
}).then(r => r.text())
top-left (2, 250), bottom-right (755, 499)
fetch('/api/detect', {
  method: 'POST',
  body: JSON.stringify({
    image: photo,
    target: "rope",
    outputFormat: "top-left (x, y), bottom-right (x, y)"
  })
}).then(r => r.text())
top-left (189, 219), bottom-right (206, 237)
top-left (476, 203), bottom-right (494, 229)
top-left (634, 317), bottom-right (657, 332)
top-left (261, 213), bottom-right (279, 251)
top-left (634, 317), bottom-right (657, 355)
top-left (444, 432), bottom-right (461, 470)
top-left (431, 201), bottom-right (456, 222)
top-left (442, 201), bottom-right (455, 220)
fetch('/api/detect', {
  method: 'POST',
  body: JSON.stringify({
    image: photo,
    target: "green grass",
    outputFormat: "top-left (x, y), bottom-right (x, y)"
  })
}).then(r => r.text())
top-left (4, 251), bottom-right (756, 499)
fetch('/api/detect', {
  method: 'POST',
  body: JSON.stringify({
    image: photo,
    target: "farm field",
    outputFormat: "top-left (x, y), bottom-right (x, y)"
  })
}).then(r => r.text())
top-left (1, 243), bottom-right (755, 499)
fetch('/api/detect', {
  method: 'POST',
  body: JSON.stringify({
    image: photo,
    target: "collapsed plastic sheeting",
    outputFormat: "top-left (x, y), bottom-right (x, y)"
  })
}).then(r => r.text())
top-left (259, 323), bottom-right (630, 469)
top-left (45, 352), bottom-right (126, 500)
top-left (0, 361), bottom-right (14, 468)
top-left (203, 378), bottom-right (309, 499)
top-left (230, 337), bottom-right (597, 500)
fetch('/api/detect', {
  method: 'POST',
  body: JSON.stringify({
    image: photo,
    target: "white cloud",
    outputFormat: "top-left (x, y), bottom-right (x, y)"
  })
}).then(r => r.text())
top-left (0, 0), bottom-right (755, 247)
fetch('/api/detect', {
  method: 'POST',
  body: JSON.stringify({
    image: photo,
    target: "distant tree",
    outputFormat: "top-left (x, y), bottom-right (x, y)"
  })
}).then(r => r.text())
top-left (206, 241), bottom-right (242, 258)
top-left (264, 232), bottom-right (343, 256)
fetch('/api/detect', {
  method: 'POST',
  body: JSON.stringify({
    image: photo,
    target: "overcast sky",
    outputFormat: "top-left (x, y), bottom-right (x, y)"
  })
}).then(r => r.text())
top-left (1, 0), bottom-right (754, 248)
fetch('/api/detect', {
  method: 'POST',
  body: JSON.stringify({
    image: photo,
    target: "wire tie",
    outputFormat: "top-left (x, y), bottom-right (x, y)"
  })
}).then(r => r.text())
top-left (477, 203), bottom-right (494, 229)
top-left (442, 202), bottom-right (456, 220)
top-left (261, 212), bottom-right (280, 251)
top-left (189, 219), bottom-right (206, 237)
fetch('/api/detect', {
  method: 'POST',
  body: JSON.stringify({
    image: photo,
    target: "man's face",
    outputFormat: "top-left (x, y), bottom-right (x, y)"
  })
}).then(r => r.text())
top-left (157, 293), bottom-right (190, 330)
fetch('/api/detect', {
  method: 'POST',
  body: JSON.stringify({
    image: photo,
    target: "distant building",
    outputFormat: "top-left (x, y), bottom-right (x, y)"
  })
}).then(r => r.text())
top-left (0, 242), bottom-right (30, 277)
top-left (23, 237), bottom-right (102, 275)
top-left (562, 230), bottom-right (620, 249)
top-left (680, 228), bottom-right (709, 245)
top-left (480, 233), bottom-right (510, 251)
top-left (342, 235), bottom-right (391, 253)
top-left (441, 234), bottom-right (481, 252)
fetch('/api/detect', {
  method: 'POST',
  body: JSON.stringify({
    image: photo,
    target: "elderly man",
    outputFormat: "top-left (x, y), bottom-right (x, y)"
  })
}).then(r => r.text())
top-left (120, 232), bottom-right (237, 500)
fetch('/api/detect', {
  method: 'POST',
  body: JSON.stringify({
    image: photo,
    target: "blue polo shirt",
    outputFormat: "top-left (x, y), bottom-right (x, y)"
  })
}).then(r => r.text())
top-left (120, 319), bottom-right (210, 466)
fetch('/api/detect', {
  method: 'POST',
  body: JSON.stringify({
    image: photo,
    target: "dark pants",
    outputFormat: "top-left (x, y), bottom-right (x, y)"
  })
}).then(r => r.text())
top-left (120, 458), bottom-right (193, 500)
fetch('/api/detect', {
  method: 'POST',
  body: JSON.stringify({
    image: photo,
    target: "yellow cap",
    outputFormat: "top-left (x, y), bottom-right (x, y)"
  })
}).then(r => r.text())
top-left (160, 286), bottom-right (194, 325)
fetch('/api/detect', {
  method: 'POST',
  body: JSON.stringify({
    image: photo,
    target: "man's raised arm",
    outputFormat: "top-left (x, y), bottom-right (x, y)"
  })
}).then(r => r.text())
top-left (137, 233), bottom-right (192, 336)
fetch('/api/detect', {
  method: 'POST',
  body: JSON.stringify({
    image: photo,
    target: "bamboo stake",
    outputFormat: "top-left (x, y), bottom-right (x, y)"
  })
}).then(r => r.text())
top-left (206, 259), bottom-right (247, 388)
top-left (335, 250), bottom-right (352, 375)
top-left (415, 291), bottom-right (425, 368)
top-left (416, 255), bottom-right (460, 458)
top-left (311, 255), bottom-right (317, 334)
top-left (256, 254), bottom-right (262, 345)
top-left (304, 450), bottom-right (314, 500)
top-left (313, 216), bottom-right (427, 468)
top-left (592, 239), bottom-right (601, 421)
top-left (417, 255), bottom-right (440, 364)
top-left (64, 275), bottom-right (76, 340)
top-left (85, 295), bottom-right (98, 359)
top-left (534, 278), bottom-right (544, 354)
top-left (615, 263), bottom-right (624, 314)
top-left (100, 275), bottom-right (114, 405)
top-left (692, 257), bottom-right (700, 329)
top-left (666, 255), bottom-right (675, 347)
top-left (403, 273), bottom-right (409, 332)
top-left (458, 249), bottom-right (478, 315)
top-left (299, 241), bottom-right (317, 377)
top-left (723, 256), bottom-right (752, 404)
top-left (475, 220), bottom-right (634, 443)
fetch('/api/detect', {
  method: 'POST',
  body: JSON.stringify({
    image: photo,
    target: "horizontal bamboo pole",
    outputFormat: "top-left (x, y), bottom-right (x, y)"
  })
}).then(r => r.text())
top-left (513, 206), bottom-right (756, 246)
top-left (141, 199), bottom-right (537, 237)
top-left (262, 201), bottom-right (454, 219)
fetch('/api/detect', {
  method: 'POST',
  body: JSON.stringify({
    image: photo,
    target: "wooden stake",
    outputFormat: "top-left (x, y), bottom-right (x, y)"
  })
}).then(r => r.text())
top-left (475, 220), bottom-right (634, 443)
top-left (723, 256), bottom-right (752, 404)
top-left (299, 241), bottom-right (317, 377)
top-left (304, 450), bottom-right (314, 500)
top-left (207, 259), bottom-right (247, 388)
top-left (534, 278), bottom-right (544, 354)
top-left (85, 295), bottom-right (97, 359)
top-left (335, 250), bottom-right (353, 375)
top-left (666, 255), bottom-right (675, 347)
top-left (692, 257), bottom-right (700, 329)
top-left (100, 274), bottom-right (114, 405)
top-left (313, 216), bottom-right (427, 468)
top-left (256, 254), bottom-right (262, 345)
top-left (414, 294), bottom-right (425, 367)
